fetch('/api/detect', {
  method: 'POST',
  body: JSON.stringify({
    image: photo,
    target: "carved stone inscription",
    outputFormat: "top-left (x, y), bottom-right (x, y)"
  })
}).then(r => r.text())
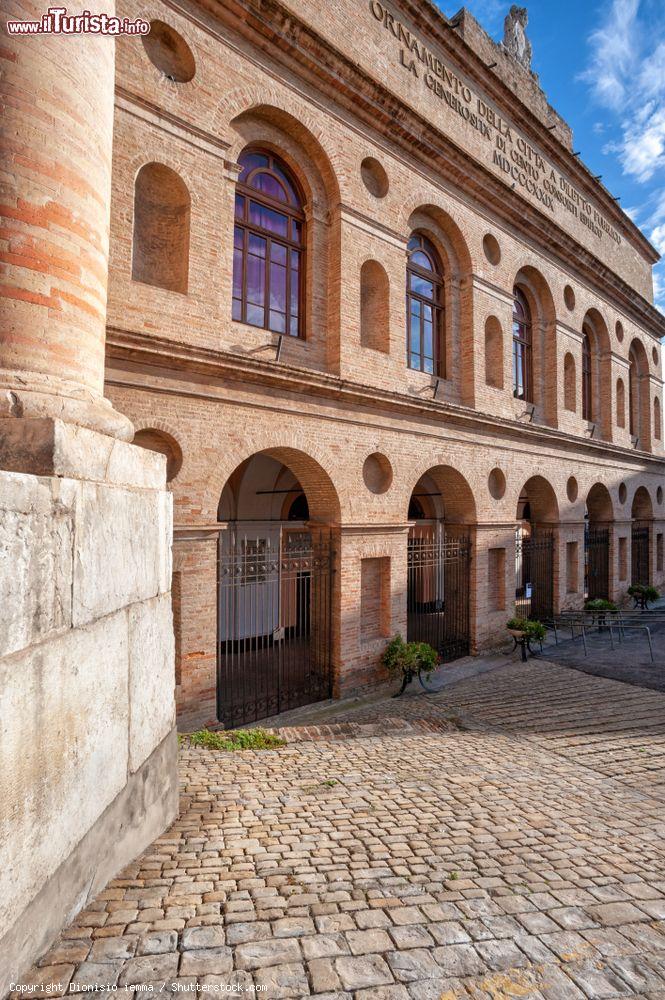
top-left (369, 0), bottom-right (621, 247)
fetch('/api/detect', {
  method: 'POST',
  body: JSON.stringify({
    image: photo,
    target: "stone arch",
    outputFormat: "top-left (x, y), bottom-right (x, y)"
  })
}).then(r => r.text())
top-left (214, 445), bottom-right (341, 525)
top-left (132, 162), bottom-right (190, 293)
top-left (563, 352), bottom-right (576, 412)
top-left (407, 464), bottom-right (476, 524)
top-left (512, 265), bottom-right (557, 426)
top-left (225, 99), bottom-right (340, 210)
top-left (360, 259), bottom-right (390, 353)
top-left (516, 474), bottom-right (559, 525)
top-left (406, 204), bottom-right (473, 400)
top-left (628, 337), bottom-right (651, 448)
top-left (631, 485), bottom-right (653, 522)
top-left (581, 308), bottom-right (612, 439)
top-left (586, 482), bottom-right (613, 523)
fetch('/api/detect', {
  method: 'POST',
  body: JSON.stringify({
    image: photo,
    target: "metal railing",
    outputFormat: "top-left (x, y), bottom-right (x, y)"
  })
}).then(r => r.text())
top-left (542, 610), bottom-right (664, 662)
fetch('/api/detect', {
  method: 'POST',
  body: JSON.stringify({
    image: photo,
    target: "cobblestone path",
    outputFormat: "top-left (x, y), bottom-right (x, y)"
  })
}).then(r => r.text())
top-left (14, 661), bottom-right (665, 999)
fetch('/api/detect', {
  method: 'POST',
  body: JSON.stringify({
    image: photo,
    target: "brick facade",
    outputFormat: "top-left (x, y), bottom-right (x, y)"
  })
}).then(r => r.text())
top-left (103, 0), bottom-right (665, 728)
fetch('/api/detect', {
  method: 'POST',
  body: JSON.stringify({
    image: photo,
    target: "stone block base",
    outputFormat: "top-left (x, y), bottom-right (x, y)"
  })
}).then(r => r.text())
top-left (0, 729), bottom-right (178, 996)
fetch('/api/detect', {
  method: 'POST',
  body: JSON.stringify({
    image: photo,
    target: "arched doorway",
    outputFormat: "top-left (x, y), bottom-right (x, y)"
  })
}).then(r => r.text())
top-left (515, 476), bottom-right (558, 619)
top-left (406, 466), bottom-right (475, 661)
top-left (217, 450), bottom-right (338, 727)
top-left (631, 486), bottom-right (653, 585)
top-left (585, 484), bottom-right (612, 600)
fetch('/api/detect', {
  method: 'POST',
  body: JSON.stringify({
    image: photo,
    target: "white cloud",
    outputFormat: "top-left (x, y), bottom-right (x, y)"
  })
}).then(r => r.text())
top-left (580, 0), bottom-right (640, 110)
top-left (650, 223), bottom-right (665, 254)
top-left (582, 0), bottom-right (665, 281)
top-left (652, 265), bottom-right (665, 313)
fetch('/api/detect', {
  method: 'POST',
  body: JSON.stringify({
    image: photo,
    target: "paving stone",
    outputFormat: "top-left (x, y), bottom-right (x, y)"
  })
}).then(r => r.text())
top-left (549, 906), bottom-right (599, 930)
top-left (180, 925), bottom-right (225, 949)
top-left (224, 921), bottom-right (272, 945)
top-left (71, 963), bottom-right (123, 989)
top-left (179, 946), bottom-right (233, 976)
top-left (308, 957), bottom-right (342, 993)
top-left (88, 937), bottom-right (137, 963)
top-left (10, 965), bottom-right (74, 998)
top-left (137, 931), bottom-right (177, 956)
top-left (301, 933), bottom-right (349, 960)
top-left (334, 955), bottom-right (394, 990)
top-left (385, 948), bottom-right (441, 982)
top-left (567, 960), bottom-right (635, 998)
top-left (427, 921), bottom-right (471, 945)
top-left (117, 953), bottom-right (179, 986)
top-left (607, 956), bottom-right (665, 992)
top-left (235, 937), bottom-right (301, 970)
top-left (39, 943), bottom-right (90, 966)
top-left (432, 943), bottom-right (487, 977)
top-left (588, 902), bottom-right (649, 926)
top-left (272, 916), bottom-right (315, 937)
top-left (475, 938), bottom-right (530, 971)
top-left (253, 961), bottom-right (310, 997)
top-left (346, 928), bottom-right (393, 955)
top-left (387, 924), bottom-right (435, 949)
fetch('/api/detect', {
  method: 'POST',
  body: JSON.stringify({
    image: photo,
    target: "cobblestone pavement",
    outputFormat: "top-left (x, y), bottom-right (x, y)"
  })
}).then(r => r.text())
top-left (14, 660), bottom-right (665, 999)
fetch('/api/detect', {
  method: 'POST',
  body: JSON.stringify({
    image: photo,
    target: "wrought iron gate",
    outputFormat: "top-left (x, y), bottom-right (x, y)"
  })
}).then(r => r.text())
top-left (407, 525), bottom-right (471, 661)
top-left (585, 526), bottom-right (610, 600)
top-left (631, 524), bottom-right (650, 586)
top-left (217, 529), bottom-right (333, 728)
top-left (515, 529), bottom-right (554, 620)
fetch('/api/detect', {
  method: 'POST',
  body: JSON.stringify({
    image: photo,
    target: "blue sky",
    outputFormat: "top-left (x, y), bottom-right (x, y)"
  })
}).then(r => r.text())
top-left (437, 0), bottom-right (665, 313)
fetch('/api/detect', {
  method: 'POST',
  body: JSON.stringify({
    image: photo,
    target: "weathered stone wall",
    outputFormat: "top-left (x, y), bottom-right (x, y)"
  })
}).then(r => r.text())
top-left (0, 424), bottom-right (178, 995)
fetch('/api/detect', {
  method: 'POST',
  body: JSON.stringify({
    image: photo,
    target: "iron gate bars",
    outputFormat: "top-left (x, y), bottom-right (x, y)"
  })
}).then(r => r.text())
top-left (217, 528), bottom-right (333, 728)
top-left (586, 526), bottom-right (610, 601)
top-left (631, 524), bottom-right (650, 586)
top-left (515, 529), bottom-right (554, 621)
top-left (407, 524), bottom-right (471, 661)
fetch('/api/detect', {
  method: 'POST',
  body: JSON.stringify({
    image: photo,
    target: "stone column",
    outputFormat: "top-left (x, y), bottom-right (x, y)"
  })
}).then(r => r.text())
top-left (0, 0), bottom-right (132, 442)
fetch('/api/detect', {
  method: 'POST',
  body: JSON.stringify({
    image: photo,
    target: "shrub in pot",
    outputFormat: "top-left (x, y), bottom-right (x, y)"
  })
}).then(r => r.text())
top-left (382, 634), bottom-right (438, 682)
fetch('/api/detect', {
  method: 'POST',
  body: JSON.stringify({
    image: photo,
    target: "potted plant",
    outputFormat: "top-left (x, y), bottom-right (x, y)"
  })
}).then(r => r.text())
top-left (506, 616), bottom-right (529, 637)
top-left (382, 634), bottom-right (439, 696)
top-left (584, 598), bottom-right (618, 612)
top-left (506, 617), bottom-right (545, 660)
top-left (628, 584), bottom-right (660, 609)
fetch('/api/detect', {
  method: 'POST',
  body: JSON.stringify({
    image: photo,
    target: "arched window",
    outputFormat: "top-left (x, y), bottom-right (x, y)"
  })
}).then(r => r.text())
top-left (629, 347), bottom-right (638, 435)
top-left (582, 327), bottom-right (593, 421)
top-left (233, 149), bottom-right (305, 337)
top-left (512, 287), bottom-right (532, 401)
top-left (406, 233), bottom-right (444, 376)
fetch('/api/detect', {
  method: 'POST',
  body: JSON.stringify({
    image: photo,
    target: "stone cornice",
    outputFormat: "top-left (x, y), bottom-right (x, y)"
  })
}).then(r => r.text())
top-left (105, 327), bottom-right (665, 470)
top-left (160, 0), bottom-right (665, 339)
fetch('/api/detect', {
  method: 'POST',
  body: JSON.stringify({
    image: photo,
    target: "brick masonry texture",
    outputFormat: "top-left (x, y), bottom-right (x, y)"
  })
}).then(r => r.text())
top-left (96, 0), bottom-right (665, 725)
top-left (13, 659), bottom-right (665, 997)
